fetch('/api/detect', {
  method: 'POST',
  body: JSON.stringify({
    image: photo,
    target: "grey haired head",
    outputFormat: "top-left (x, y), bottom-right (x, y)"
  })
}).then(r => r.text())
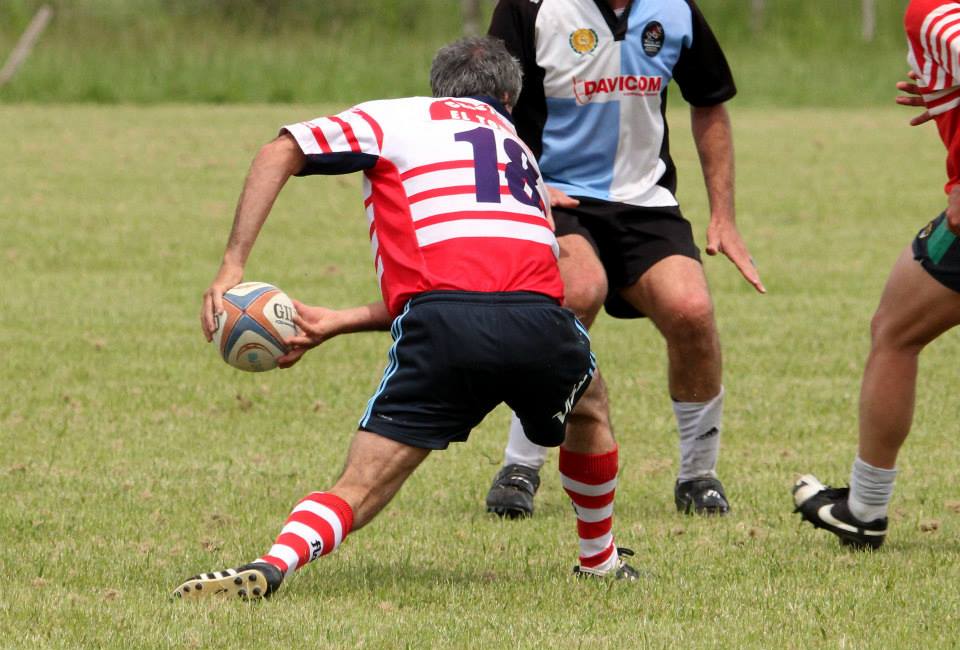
top-left (429, 36), bottom-right (522, 108)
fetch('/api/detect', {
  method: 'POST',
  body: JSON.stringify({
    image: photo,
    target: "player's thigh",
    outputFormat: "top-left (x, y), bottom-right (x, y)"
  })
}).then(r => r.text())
top-left (872, 245), bottom-right (960, 348)
top-left (558, 233), bottom-right (608, 325)
top-left (598, 204), bottom-right (701, 320)
top-left (620, 254), bottom-right (716, 334)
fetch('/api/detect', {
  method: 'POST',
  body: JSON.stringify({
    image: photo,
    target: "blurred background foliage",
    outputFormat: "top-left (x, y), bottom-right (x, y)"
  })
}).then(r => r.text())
top-left (0, 0), bottom-right (912, 105)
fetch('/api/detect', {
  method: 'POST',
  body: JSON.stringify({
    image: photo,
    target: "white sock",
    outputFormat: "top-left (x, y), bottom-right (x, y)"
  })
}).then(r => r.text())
top-left (848, 455), bottom-right (896, 522)
top-left (674, 387), bottom-right (724, 481)
top-left (502, 412), bottom-right (549, 470)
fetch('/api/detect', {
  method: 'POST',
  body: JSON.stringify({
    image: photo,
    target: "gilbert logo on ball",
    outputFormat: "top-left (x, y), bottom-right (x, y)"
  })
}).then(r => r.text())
top-left (213, 282), bottom-right (298, 372)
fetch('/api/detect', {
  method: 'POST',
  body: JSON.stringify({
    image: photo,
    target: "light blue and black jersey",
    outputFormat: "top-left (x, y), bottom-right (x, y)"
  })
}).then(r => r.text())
top-left (489, 0), bottom-right (736, 207)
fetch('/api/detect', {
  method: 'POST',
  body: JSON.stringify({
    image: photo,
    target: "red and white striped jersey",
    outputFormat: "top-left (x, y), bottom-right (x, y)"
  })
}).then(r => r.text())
top-left (906, 0), bottom-right (960, 191)
top-left (281, 96), bottom-right (562, 317)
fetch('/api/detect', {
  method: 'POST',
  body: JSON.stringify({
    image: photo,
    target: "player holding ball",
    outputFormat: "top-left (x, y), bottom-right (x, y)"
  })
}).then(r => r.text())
top-left (179, 36), bottom-right (637, 601)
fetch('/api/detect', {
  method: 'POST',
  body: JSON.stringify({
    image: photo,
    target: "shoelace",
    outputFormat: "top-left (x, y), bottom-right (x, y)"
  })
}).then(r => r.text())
top-left (501, 473), bottom-right (536, 492)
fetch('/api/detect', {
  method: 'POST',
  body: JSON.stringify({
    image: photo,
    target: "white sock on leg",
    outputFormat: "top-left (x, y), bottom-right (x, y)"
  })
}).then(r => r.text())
top-left (848, 455), bottom-right (896, 522)
top-left (674, 387), bottom-right (724, 481)
top-left (503, 412), bottom-right (549, 470)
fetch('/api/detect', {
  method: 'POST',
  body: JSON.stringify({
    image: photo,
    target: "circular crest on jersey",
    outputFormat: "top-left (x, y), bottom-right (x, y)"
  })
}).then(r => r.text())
top-left (569, 28), bottom-right (598, 55)
top-left (642, 21), bottom-right (664, 56)
top-left (918, 218), bottom-right (936, 239)
top-left (212, 282), bottom-right (298, 372)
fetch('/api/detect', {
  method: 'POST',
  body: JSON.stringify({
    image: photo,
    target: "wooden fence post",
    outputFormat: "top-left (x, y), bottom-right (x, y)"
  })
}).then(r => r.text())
top-left (462, 0), bottom-right (482, 36)
top-left (862, 0), bottom-right (876, 42)
top-left (751, 0), bottom-right (765, 34)
top-left (0, 5), bottom-right (54, 87)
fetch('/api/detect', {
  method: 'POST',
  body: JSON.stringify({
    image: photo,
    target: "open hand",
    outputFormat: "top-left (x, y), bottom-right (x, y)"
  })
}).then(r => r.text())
top-left (896, 70), bottom-right (932, 126)
top-left (706, 221), bottom-right (766, 294)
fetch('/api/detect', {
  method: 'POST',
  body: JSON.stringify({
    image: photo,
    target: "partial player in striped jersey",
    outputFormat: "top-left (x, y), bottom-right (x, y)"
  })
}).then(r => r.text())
top-left (793, 0), bottom-right (960, 549)
top-left (174, 37), bottom-right (638, 602)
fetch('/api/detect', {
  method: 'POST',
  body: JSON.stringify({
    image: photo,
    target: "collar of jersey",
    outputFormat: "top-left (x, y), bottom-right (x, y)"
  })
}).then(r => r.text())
top-left (463, 95), bottom-right (514, 123)
top-left (593, 0), bottom-right (632, 40)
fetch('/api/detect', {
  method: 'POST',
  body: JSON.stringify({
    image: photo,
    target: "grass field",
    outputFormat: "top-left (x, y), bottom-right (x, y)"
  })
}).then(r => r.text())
top-left (0, 0), bottom-right (911, 106)
top-left (3, 103), bottom-right (960, 648)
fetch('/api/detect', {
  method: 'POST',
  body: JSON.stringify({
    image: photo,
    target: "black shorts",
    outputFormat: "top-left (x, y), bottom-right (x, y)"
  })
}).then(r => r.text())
top-left (359, 291), bottom-right (595, 450)
top-left (554, 198), bottom-right (701, 319)
top-left (913, 212), bottom-right (960, 293)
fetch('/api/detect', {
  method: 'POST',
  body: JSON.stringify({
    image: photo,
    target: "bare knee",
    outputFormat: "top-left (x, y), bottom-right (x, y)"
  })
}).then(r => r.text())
top-left (558, 235), bottom-right (607, 325)
top-left (868, 308), bottom-right (890, 347)
top-left (869, 307), bottom-right (926, 355)
top-left (866, 247), bottom-right (960, 355)
top-left (564, 273), bottom-right (607, 324)
top-left (656, 291), bottom-right (717, 344)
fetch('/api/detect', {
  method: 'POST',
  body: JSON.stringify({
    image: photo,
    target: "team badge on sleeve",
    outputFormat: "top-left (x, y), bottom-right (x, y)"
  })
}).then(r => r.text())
top-left (642, 21), bottom-right (664, 56)
top-left (569, 28), bottom-right (598, 55)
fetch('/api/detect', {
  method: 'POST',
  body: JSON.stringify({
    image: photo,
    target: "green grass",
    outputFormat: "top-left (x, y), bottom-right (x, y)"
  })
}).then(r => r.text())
top-left (3, 103), bottom-right (960, 648)
top-left (0, 0), bottom-right (468, 104)
top-left (0, 0), bottom-right (916, 106)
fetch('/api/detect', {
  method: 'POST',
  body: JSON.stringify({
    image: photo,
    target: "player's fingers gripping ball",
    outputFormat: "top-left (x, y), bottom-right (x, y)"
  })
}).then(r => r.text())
top-left (212, 282), bottom-right (298, 372)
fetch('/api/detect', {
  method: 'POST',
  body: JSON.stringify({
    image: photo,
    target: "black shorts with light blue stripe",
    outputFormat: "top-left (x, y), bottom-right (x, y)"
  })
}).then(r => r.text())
top-left (358, 291), bottom-right (595, 450)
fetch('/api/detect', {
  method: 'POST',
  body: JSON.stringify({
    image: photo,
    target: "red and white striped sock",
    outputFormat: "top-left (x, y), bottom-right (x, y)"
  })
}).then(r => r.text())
top-left (256, 491), bottom-right (354, 578)
top-left (559, 445), bottom-right (619, 573)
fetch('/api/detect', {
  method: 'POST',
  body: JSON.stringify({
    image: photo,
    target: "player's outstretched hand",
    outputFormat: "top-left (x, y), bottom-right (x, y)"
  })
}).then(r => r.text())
top-left (896, 70), bottom-right (933, 126)
top-left (277, 299), bottom-right (341, 368)
top-left (201, 263), bottom-right (244, 342)
top-left (706, 221), bottom-right (766, 294)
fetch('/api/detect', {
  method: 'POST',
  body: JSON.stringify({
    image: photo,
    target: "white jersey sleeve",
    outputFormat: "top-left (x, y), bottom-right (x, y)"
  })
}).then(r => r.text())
top-left (281, 104), bottom-right (385, 175)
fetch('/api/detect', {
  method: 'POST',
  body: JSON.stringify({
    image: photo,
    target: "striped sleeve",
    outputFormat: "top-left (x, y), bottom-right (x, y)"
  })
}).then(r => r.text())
top-left (281, 104), bottom-right (385, 176)
top-left (915, 2), bottom-right (960, 90)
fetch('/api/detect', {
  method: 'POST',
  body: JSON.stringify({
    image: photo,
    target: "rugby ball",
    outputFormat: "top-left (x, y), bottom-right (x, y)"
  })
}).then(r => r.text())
top-left (213, 282), bottom-right (298, 372)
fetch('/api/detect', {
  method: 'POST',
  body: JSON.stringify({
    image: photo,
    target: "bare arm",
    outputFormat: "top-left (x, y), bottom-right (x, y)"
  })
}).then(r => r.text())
top-left (691, 103), bottom-right (765, 294)
top-left (277, 300), bottom-right (392, 368)
top-left (200, 133), bottom-right (306, 340)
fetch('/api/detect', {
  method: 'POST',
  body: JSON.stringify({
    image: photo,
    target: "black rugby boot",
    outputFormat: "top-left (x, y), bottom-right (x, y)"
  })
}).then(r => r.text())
top-left (485, 463), bottom-right (540, 518)
top-left (172, 562), bottom-right (283, 601)
top-left (674, 477), bottom-right (730, 515)
top-left (792, 474), bottom-right (887, 550)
